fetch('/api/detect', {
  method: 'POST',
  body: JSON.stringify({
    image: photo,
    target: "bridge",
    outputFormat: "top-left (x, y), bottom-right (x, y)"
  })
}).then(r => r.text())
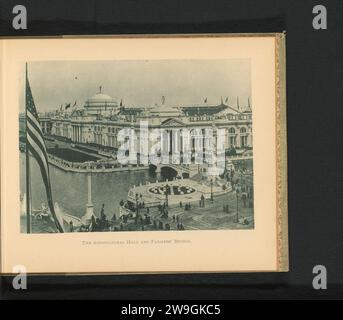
top-left (154, 163), bottom-right (194, 178)
top-left (151, 153), bottom-right (253, 178)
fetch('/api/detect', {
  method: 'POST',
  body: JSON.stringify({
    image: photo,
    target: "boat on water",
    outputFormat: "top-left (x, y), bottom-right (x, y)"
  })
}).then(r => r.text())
top-left (31, 203), bottom-right (51, 220)
top-left (20, 194), bottom-right (82, 231)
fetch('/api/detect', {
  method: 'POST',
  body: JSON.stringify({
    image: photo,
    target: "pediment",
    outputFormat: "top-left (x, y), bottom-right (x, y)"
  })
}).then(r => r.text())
top-left (161, 118), bottom-right (185, 127)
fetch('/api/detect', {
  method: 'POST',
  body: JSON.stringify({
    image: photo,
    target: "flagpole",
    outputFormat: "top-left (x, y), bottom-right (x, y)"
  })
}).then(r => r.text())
top-left (25, 63), bottom-right (31, 234)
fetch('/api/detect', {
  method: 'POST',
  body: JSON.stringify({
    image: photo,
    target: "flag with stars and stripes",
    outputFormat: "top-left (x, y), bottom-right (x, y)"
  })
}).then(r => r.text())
top-left (26, 70), bottom-right (64, 233)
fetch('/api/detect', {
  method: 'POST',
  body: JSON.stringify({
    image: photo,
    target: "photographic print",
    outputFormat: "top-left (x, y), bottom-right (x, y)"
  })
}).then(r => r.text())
top-left (19, 59), bottom-right (254, 234)
top-left (0, 35), bottom-right (288, 274)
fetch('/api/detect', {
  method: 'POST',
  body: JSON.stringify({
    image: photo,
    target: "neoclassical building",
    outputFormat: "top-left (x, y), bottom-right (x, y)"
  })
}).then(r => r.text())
top-left (50, 90), bottom-right (253, 154)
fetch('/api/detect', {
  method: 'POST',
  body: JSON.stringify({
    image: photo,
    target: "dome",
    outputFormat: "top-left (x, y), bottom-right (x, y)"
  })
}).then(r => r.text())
top-left (89, 93), bottom-right (113, 101)
top-left (84, 91), bottom-right (117, 109)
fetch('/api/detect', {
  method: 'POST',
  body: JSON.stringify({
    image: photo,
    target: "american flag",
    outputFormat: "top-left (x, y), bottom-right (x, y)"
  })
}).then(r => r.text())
top-left (26, 70), bottom-right (64, 233)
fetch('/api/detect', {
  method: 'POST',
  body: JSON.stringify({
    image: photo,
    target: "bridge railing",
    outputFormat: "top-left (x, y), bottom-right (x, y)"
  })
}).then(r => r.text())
top-left (226, 154), bottom-right (253, 160)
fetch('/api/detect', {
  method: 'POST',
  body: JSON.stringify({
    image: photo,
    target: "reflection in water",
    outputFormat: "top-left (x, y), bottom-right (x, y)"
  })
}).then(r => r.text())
top-left (20, 153), bottom-right (162, 220)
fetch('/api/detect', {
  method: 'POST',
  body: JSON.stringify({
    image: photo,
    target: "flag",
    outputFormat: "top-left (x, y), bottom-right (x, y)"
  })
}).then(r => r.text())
top-left (225, 97), bottom-right (229, 103)
top-left (120, 99), bottom-right (123, 107)
top-left (65, 103), bottom-right (71, 110)
top-left (26, 69), bottom-right (64, 233)
top-left (204, 98), bottom-right (207, 103)
top-left (72, 100), bottom-right (77, 107)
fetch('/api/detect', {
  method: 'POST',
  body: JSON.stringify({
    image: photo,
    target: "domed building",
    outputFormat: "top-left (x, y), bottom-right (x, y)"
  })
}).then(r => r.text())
top-left (50, 90), bottom-right (253, 152)
top-left (84, 89), bottom-right (118, 115)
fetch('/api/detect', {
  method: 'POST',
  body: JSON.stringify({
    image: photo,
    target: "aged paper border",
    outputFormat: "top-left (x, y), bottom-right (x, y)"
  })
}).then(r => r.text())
top-left (0, 34), bottom-right (288, 274)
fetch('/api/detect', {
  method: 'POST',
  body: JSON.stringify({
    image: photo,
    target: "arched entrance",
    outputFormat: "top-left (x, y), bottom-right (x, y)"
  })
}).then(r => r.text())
top-left (160, 166), bottom-right (178, 180)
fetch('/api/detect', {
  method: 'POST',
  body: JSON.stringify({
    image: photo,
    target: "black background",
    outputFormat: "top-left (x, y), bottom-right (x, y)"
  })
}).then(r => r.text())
top-left (0, 0), bottom-right (342, 300)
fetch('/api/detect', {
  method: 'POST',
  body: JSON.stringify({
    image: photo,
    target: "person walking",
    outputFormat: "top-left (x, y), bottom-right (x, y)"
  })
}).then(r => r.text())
top-left (242, 193), bottom-right (247, 208)
top-left (100, 204), bottom-right (106, 221)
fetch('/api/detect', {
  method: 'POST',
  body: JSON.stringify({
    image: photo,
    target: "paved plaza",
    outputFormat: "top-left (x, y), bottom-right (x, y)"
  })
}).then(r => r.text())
top-left (114, 191), bottom-right (254, 232)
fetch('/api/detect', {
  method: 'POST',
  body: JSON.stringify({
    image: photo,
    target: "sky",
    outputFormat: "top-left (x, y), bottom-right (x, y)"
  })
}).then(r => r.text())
top-left (22, 59), bottom-right (251, 113)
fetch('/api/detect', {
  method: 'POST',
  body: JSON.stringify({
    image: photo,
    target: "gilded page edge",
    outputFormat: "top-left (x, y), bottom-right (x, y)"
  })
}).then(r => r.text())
top-left (275, 33), bottom-right (289, 272)
top-left (0, 39), bottom-right (4, 273)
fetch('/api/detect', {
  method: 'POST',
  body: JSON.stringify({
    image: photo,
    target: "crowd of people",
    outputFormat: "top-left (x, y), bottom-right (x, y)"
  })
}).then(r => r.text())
top-left (68, 163), bottom-right (254, 233)
top-left (72, 201), bottom-right (186, 233)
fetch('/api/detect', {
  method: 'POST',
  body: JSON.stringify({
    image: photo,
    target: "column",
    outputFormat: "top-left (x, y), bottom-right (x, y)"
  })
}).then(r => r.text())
top-left (169, 130), bottom-right (172, 154)
top-left (81, 173), bottom-right (94, 227)
top-left (247, 132), bottom-right (252, 146)
top-left (179, 130), bottom-right (183, 154)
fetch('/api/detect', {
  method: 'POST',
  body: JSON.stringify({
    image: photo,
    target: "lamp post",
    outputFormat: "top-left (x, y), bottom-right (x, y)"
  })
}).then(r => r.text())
top-left (236, 189), bottom-right (240, 223)
top-left (135, 193), bottom-right (139, 224)
top-left (165, 184), bottom-right (169, 207)
top-left (210, 178), bottom-right (213, 202)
